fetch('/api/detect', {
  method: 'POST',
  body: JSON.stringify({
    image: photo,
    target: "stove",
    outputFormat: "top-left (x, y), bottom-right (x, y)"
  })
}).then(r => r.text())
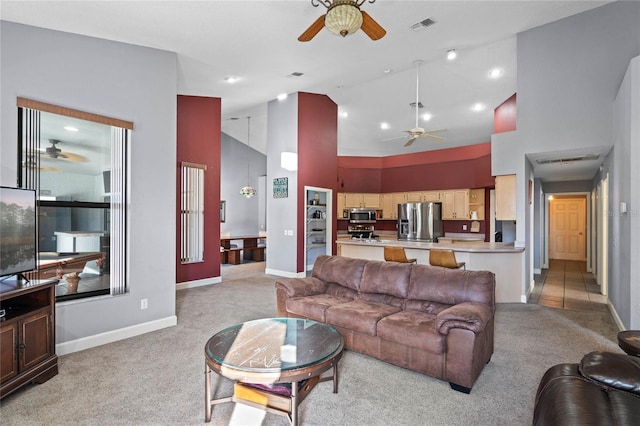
top-left (348, 224), bottom-right (377, 239)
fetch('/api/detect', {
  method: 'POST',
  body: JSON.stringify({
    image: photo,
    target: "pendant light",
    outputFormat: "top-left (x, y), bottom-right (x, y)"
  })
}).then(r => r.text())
top-left (240, 116), bottom-right (256, 198)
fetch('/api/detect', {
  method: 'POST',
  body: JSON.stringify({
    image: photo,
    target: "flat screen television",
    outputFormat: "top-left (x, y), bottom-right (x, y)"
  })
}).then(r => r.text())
top-left (0, 186), bottom-right (37, 278)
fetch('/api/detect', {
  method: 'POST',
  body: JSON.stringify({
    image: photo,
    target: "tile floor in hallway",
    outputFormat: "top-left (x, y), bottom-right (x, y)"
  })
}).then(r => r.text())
top-left (529, 259), bottom-right (609, 312)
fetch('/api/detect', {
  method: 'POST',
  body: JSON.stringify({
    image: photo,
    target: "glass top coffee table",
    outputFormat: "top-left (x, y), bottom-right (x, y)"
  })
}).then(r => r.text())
top-left (204, 317), bottom-right (344, 425)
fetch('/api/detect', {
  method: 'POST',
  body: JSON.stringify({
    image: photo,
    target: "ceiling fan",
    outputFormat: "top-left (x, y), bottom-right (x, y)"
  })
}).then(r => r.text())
top-left (42, 139), bottom-right (88, 162)
top-left (298, 0), bottom-right (386, 42)
top-left (401, 60), bottom-right (447, 147)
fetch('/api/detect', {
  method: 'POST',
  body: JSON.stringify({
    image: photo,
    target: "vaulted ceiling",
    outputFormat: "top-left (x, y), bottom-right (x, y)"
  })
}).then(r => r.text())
top-left (1, 0), bottom-right (612, 180)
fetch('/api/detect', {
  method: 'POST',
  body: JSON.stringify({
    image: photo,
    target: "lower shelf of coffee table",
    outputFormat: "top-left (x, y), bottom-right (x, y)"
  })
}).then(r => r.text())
top-left (233, 376), bottom-right (320, 413)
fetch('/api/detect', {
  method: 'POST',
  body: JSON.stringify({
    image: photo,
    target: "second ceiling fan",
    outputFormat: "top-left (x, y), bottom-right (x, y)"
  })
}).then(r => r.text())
top-left (400, 60), bottom-right (447, 147)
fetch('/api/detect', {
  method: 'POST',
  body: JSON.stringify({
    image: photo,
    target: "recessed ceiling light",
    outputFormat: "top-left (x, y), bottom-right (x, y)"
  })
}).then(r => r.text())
top-left (422, 113), bottom-right (432, 121)
top-left (380, 122), bottom-right (390, 130)
top-left (224, 76), bottom-right (238, 83)
top-left (277, 93), bottom-right (288, 101)
top-left (383, 68), bottom-right (392, 74)
top-left (446, 49), bottom-right (457, 61)
top-left (341, 112), bottom-right (349, 118)
top-left (471, 103), bottom-right (486, 112)
top-left (489, 68), bottom-right (503, 79)
top-left (64, 126), bottom-right (79, 132)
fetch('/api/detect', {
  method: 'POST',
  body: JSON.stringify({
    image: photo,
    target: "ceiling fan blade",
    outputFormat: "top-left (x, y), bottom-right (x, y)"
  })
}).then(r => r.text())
top-left (361, 11), bottom-right (386, 40)
top-left (422, 134), bottom-right (446, 141)
top-left (424, 128), bottom-right (447, 134)
top-left (298, 15), bottom-right (326, 42)
top-left (404, 137), bottom-right (417, 147)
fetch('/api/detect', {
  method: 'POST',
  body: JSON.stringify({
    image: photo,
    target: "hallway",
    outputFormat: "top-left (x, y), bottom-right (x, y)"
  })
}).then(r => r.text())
top-left (529, 259), bottom-right (609, 312)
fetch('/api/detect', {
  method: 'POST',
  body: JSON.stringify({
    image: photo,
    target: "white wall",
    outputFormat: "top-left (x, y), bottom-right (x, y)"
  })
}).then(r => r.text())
top-left (491, 2), bottom-right (640, 327)
top-left (220, 132), bottom-right (266, 237)
top-left (610, 56), bottom-right (640, 329)
top-left (0, 22), bottom-right (178, 349)
top-left (266, 94), bottom-right (299, 276)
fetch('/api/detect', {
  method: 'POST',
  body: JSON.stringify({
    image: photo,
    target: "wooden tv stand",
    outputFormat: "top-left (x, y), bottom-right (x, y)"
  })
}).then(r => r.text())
top-left (0, 278), bottom-right (58, 399)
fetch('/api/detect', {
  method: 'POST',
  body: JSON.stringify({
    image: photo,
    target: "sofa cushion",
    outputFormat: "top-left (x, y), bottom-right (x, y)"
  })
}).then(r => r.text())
top-left (408, 264), bottom-right (495, 308)
top-left (359, 260), bottom-right (412, 299)
top-left (325, 300), bottom-right (401, 336)
top-left (312, 255), bottom-right (368, 292)
top-left (286, 294), bottom-right (354, 322)
top-left (377, 310), bottom-right (445, 353)
top-left (405, 299), bottom-right (450, 315)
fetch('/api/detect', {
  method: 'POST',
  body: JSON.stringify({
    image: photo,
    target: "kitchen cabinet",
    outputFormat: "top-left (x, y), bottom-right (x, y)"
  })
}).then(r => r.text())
top-left (495, 174), bottom-right (516, 220)
top-left (337, 193), bottom-right (346, 219)
top-left (344, 193), bottom-right (381, 209)
top-left (468, 188), bottom-right (485, 220)
top-left (1, 279), bottom-right (58, 399)
top-left (406, 191), bottom-right (440, 203)
top-left (441, 189), bottom-right (469, 220)
top-left (382, 193), bottom-right (407, 220)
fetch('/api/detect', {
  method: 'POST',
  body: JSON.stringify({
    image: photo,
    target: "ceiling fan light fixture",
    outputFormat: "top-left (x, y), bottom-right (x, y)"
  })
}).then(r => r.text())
top-left (325, 2), bottom-right (363, 37)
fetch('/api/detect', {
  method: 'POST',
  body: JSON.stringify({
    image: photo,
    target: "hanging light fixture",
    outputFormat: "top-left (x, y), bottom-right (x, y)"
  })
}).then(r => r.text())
top-left (240, 116), bottom-right (256, 198)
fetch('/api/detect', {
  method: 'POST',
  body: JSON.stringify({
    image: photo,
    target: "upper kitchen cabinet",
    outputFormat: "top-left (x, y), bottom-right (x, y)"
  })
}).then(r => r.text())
top-left (495, 175), bottom-right (516, 220)
top-left (381, 193), bottom-right (407, 220)
top-left (406, 191), bottom-right (440, 203)
top-left (337, 193), bottom-right (346, 219)
top-left (441, 189), bottom-right (469, 220)
top-left (344, 193), bottom-right (381, 209)
top-left (469, 188), bottom-right (485, 220)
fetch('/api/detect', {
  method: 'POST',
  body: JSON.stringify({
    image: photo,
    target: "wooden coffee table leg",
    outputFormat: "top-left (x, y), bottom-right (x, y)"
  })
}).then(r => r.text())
top-left (333, 361), bottom-right (339, 393)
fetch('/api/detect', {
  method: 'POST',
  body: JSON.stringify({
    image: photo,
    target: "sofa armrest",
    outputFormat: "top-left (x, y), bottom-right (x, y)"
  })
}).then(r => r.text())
top-left (580, 351), bottom-right (640, 396)
top-left (435, 302), bottom-right (493, 335)
top-left (275, 277), bottom-right (327, 298)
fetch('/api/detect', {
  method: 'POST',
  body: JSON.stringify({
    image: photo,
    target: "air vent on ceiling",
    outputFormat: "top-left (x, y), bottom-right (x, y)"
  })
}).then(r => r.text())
top-left (288, 72), bottom-right (304, 77)
top-left (536, 154), bottom-right (600, 165)
top-left (409, 101), bottom-right (424, 109)
top-left (411, 18), bottom-right (437, 31)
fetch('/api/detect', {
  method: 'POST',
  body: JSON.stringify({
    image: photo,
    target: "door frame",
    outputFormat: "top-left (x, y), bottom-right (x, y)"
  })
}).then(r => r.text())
top-left (303, 186), bottom-right (333, 272)
top-left (544, 191), bottom-right (591, 269)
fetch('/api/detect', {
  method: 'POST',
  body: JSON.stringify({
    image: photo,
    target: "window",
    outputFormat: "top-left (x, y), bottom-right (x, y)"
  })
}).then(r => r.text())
top-left (18, 98), bottom-right (132, 301)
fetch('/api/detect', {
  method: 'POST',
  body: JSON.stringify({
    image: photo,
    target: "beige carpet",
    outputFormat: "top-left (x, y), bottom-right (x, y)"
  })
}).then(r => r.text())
top-left (0, 268), bottom-right (622, 425)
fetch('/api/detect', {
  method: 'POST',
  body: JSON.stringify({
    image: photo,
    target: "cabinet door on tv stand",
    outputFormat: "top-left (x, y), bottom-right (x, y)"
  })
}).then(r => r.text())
top-left (0, 323), bottom-right (19, 383)
top-left (19, 310), bottom-right (53, 372)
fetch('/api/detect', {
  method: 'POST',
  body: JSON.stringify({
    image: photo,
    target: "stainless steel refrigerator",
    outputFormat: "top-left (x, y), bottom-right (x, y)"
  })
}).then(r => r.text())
top-left (397, 202), bottom-right (443, 242)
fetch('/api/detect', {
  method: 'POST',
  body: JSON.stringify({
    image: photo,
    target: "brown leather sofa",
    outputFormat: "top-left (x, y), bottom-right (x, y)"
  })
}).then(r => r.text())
top-left (533, 351), bottom-right (640, 425)
top-left (275, 255), bottom-right (496, 393)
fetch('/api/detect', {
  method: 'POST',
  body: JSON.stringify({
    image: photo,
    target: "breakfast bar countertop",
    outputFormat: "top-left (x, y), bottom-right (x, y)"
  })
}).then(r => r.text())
top-left (336, 238), bottom-right (524, 253)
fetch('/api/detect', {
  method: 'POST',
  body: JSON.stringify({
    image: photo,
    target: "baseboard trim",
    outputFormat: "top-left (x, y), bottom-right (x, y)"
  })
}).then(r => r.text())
top-left (534, 268), bottom-right (541, 274)
top-left (607, 300), bottom-right (626, 331)
top-left (265, 268), bottom-right (305, 278)
top-left (56, 315), bottom-right (177, 356)
top-left (525, 278), bottom-right (536, 303)
top-left (176, 276), bottom-right (221, 291)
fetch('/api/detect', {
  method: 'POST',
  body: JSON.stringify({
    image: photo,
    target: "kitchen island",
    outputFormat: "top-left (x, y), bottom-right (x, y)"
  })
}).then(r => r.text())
top-left (336, 238), bottom-right (524, 303)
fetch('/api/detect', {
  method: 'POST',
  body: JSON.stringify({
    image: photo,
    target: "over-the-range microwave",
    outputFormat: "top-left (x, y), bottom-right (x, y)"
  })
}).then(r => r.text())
top-left (348, 208), bottom-right (377, 223)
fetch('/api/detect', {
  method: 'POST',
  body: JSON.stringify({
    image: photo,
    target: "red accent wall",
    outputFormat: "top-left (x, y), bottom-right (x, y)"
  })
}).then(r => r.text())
top-left (176, 95), bottom-right (221, 282)
top-left (297, 93), bottom-right (338, 272)
top-left (494, 93), bottom-right (517, 134)
top-left (337, 143), bottom-right (493, 193)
